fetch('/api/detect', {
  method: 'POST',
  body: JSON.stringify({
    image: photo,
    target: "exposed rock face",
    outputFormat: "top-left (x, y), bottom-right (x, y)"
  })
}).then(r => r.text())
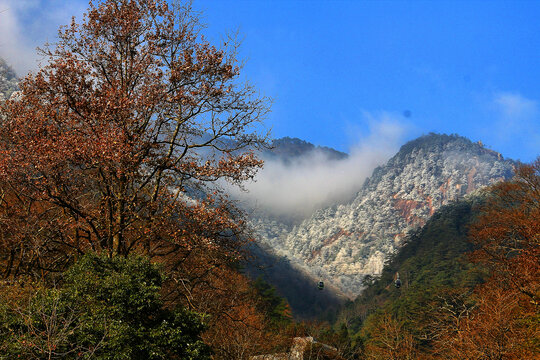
top-left (0, 58), bottom-right (19, 101)
top-left (253, 134), bottom-right (514, 297)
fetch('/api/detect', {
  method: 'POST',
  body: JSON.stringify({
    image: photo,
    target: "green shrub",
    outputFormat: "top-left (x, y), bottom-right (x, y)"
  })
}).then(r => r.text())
top-left (0, 253), bottom-right (211, 360)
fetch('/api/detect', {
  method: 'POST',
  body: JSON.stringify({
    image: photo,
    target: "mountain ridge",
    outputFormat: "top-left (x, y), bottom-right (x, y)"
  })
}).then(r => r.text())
top-left (265, 136), bottom-right (348, 163)
top-left (252, 133), bottom-right (514, 297)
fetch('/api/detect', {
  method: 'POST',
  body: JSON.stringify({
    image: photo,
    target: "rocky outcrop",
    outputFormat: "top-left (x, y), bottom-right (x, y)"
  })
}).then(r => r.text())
top-left (253, 134), bottom-right (514, 297)
top-left (0, 58), bottom-right (18, 101)
top-left (251, 337), bottom-right (339, 360)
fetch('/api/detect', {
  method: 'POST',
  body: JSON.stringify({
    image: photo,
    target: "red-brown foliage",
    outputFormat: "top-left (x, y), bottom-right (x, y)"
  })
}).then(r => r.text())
top-left (470, 159), bottom-right (540, 306)
top-left (0, 0), bottom-right (269, 276)
top-left (433, 283), bottom-right (538, 360)
top-left (0, 0), bottom-right (275, 357)
top-left (363, 312), bottom-right (417, 360)
top-left (432, 159), bottom-right (540, 358)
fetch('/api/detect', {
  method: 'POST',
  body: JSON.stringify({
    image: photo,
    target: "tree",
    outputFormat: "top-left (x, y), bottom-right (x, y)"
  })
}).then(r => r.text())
top-left (0, 253), bottom-right (211, 359)
top-left (432, 283), bottom-right (537, 360)
top-left (0, 0), bottom-right (269, 277)
top-left (189, 265), bottom-right (278, 360)
top-left (363, 312), bottom-right (417, 360)
top-left (252, 277), bottom-right (292, 330)
top-left (430, 159), bottom-right (540, 359)
top-left (0, 1), bottom-right (277, 356)
top-left (470, 158), bottom-right (540, 305)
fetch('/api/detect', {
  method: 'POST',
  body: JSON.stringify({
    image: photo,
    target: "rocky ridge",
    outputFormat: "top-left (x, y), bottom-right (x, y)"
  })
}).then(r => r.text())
top-left (0, 58), bottom-right (18, 101)
top-left (252, 134), bottom-right (514, 297)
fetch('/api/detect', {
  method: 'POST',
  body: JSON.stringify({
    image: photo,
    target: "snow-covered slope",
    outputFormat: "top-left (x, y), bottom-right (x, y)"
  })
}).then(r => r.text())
top-left (253, 134), bottom-right (514, 297)
top-left (0, 59), bottom-right (18, 101)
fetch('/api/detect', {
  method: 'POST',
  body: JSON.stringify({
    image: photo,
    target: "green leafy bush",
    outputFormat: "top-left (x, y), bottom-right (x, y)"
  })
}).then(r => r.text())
top-left (0, 253), bottom-right (211, 360)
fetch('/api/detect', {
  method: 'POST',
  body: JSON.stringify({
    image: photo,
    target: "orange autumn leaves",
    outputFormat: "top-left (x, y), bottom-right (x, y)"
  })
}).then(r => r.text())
top-left (0, 1), bottom-right (274, 358)
top-left (0, 0), bottom-right (269, 272)
top-left (470, 159), bottom-right (540, 306)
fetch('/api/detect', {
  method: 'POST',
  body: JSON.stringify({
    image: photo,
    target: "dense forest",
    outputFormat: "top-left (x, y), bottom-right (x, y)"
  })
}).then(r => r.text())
top-left (0, 0), bottom-right (538, 359)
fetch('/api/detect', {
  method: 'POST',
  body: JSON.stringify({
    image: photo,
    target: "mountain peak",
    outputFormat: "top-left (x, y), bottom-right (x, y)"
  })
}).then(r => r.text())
top-left (254, 133), bottom-right (515, 297)
top-left (395, 132), bottom-right (504, 163)
top-left (399, 133), bottom-right (469, 154)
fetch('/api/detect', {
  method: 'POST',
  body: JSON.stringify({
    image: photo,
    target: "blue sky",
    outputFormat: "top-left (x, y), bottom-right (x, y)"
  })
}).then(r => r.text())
top-left (1, 0), bottom-right (539, 162)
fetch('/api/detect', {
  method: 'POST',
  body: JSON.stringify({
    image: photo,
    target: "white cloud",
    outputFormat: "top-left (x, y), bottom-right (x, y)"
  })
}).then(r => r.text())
top-left (230, 113), bottom-right (410, 219)
top-left (491, 92), bottom-right (540, 141)
top-left (494, 92), bottom-right (538, 121)
top-left (483, 92), bottom-right (540, 160)
top-left (0, 1), bottom-right (34, 74)
top-left (0, 0), bottom-right (85, 75)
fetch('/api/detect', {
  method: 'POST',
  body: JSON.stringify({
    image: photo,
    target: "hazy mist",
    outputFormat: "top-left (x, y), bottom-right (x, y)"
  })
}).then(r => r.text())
top-left (230, 115), bottom-right (409, 219)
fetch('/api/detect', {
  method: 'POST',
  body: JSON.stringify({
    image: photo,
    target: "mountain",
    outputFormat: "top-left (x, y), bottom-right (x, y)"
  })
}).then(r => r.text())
top-left (0, 64), bottom-right (513, 313)
top-left (339, 197), bottom-right (484, 334)
top-left (265, 137), bottom-right (348, 164)
top-left (0, 58), bottom-right (19, 101)
top-left (252, 133), bottom-right (514, 297)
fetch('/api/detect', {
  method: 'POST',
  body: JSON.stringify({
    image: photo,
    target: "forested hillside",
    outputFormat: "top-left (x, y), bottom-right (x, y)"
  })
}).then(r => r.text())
top-left (245, 242), bottom-right (346, 320)
top-left (339, 196), bottom-right (484, 334)
top-left (334, 160), bottom-right (539, 359)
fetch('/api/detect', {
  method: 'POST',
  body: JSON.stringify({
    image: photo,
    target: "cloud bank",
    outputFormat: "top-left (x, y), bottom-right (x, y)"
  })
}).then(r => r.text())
top-left (488, 92), bottom-right (540, 160)
top-left (0, 1), bottom-right (34, 74)
top-left (231, 113), bottom-right (409, 219)
top-left (0, 0), bottom-right (85, 75)
top-left (494, 92), bottom-right (538, 122)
